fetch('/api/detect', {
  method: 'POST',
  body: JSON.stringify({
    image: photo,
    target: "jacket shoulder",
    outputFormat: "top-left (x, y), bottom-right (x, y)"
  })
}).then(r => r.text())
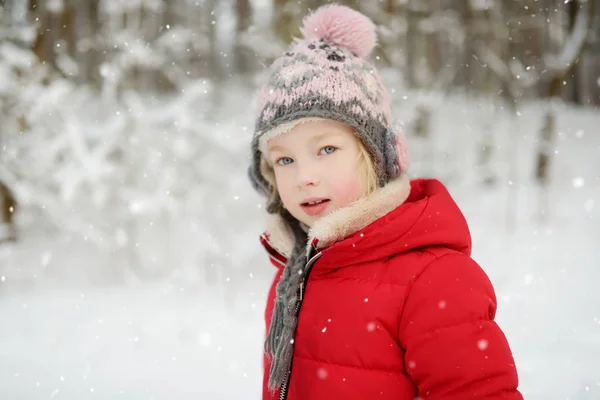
top-left (386, 246), bottom-right (471, 281)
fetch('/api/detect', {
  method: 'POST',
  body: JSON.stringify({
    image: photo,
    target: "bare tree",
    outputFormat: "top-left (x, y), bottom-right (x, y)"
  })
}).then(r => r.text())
top-left (536, 0), bottom-right (591, 183)
top-left (235, 0), bottom-right (254, 74)
top-left (461, 2), bottom-right (508, 187)
top-left (207, 0), bottom-right (221, 80)
top-left (403, 0), bottom-right (463, 179)
top-left (273, 0), bottom-right (321, 45)
top-left (30, 0), bottom-right (57, 71)
top-left (472, 3), bottom-right (538, 230)
top-left (477, 0), bottom-right (592, 223)
top-left (0, 182), bottom-right (17, 243)
top-left (534, 0), bottom-right (591, 219)
top-left (576, 2), bottom-right (600, 105)
top-left (80, 0), bottom-right (102, 89)
top-left (358, 0), bottom-right (407, 69)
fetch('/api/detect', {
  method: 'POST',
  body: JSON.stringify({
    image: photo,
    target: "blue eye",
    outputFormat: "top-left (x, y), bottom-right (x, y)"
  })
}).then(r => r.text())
top-left (320, 146), bottom-right (336, 155)
top-left (277, 157), bottom-right (293, 165)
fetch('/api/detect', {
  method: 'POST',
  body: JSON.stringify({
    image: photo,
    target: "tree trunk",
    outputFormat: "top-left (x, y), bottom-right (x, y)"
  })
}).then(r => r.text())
top-left (505, 99), bottom-right (519, 232)
top-left (0, 181), bottom-right (17, 243)
top-left (30, 0), bottom-right (57, 69)
top-left (534, 0), bottom-right (590, 222)
top-left (412, 105), bottom-right (434, 177)
top-left (575, 0), bottom-right (598, 105)
top-left (567, 1), bottom-right (581, 102)
top-left (339, 0), bottom-right (360, 8)
top-left (61, 0), bottom-right (77, 59)
top-left (163, 0), bottom-right (176, 28)
top-left (405, 0), bottom-right (438, 88)
top-left (273, 0), bottom-right (320, 45)
top-left (234, 0), bottom-right (253, 74)
top-left (207, 0), bottom-right (221, 80)
top-left (535, 110), bottom-right (555, 186)
top-left (273, 0), bottom-right (295, 45)
top-left (80, 0), bottom-right (102, 89)
top-left (535, 0), bottom-right (590, 186)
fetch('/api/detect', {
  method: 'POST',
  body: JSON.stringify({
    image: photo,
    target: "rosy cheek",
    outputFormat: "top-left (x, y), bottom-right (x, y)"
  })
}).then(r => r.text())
top-left (332, 178), bottom-right (362, 206)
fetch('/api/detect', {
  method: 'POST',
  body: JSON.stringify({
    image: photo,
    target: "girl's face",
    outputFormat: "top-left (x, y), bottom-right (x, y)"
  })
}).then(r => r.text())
top-left (267, 119), bottom-right (369, 227)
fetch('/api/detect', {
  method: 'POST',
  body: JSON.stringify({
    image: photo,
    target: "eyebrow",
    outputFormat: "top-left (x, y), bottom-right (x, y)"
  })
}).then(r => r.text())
top-left (268, 144), bottom-right (286, 153)
top-left (267, 131), bottom-right (344, 154)
top-left (310, 131), bottom-right (343, 143)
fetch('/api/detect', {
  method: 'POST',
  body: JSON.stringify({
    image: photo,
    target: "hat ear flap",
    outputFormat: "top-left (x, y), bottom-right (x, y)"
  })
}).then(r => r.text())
top-left (383, 122), bottom-right (410, 179)
top-left (248, 157), bottom-right (287, 214)
top-left (248, 164), bottom-right (270, 199)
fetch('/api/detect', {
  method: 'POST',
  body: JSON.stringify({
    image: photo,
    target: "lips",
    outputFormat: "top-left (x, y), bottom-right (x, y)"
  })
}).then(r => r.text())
top-left (300, 198), bottom-right (331, 217)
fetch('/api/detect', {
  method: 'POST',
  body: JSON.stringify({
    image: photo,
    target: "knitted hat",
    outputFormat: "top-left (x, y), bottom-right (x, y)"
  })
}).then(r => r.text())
top-left (248, 4), bottom-right (410, 212)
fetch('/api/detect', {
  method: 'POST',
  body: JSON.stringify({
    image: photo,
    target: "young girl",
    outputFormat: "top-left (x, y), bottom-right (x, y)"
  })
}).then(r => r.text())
top-left (248, 5), bottom-right (523, 400)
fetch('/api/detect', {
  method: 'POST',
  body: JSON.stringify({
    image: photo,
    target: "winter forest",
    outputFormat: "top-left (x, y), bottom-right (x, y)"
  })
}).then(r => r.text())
top-left (0, 0), bottom-right (599, 398)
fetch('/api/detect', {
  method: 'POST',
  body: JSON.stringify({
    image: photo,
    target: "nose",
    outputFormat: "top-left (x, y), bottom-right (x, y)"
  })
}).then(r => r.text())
top-left (295, 161), bottom-right (320, 189)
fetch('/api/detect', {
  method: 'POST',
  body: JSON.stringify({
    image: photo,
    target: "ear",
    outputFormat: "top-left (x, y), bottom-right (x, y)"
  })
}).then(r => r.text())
top-left (383, 121), bottom-right (410, 179)
top-left (394, 123), bottom-right (410, 173)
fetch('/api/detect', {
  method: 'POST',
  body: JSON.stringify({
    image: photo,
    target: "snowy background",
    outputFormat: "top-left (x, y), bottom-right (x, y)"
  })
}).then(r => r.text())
top-left (1, 1), bottom-right (600, 399)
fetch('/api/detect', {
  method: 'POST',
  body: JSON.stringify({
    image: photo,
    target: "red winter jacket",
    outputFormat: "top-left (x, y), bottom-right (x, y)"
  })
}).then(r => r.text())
top-left (260, 178), bottom-right (522, 400)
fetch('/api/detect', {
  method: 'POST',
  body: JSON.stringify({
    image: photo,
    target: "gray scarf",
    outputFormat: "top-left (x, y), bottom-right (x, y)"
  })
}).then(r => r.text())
top-left (264, 215), bottom-right (308, 391)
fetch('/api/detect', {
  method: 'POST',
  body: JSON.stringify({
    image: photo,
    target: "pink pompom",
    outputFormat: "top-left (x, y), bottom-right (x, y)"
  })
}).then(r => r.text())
top-left (300, 4), bottom-right (377, 58)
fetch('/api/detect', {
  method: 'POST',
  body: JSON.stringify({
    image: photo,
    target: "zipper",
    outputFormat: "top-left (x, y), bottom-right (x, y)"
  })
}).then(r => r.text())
top-left (279, 249), bottom-right (322, 400)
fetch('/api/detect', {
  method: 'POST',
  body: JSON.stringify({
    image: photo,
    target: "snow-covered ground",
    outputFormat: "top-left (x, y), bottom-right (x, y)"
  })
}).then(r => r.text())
top-left (0, 87), bottom-right (599, 399)
top-left (0, 282), bottom-right (266, 399)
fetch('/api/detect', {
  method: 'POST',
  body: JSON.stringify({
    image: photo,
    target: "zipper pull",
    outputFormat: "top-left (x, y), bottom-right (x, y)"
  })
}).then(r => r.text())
top-left (299, 279), bottom-right (304, 301)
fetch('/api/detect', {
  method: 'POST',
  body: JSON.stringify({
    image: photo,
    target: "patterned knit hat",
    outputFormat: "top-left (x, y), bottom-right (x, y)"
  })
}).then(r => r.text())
top-left (248, 4), bottom-right (410, 211)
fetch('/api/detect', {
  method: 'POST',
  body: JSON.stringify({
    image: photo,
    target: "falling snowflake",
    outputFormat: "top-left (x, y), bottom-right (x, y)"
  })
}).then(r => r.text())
top-left (584, 199), bottom-right (595, 212)
top-left (317, 368), bottom-right (328, 379)
top-left (477, 339), bottom-right (489, 351)
top-left (572, 177), bottom-right (585, 188)
top-left (41, 252), bottom-right (52, 267)
top-left (199, 332), bottom-right (211, 346)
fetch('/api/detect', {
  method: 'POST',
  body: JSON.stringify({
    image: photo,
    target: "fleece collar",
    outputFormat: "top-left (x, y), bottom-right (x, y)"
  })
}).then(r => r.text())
top-left (262, 175), bottom-right (411, 259)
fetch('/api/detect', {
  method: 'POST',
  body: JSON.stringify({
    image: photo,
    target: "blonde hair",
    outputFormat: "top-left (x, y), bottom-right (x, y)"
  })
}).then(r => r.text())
top-left (260, 136), bottom-right (378, 208)
top-left (357, 140), bottom-right (378, 195)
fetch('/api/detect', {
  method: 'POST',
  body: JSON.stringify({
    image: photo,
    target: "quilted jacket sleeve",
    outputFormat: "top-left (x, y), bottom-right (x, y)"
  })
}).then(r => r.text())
top-left (398, 253), bottom-right (523, 400)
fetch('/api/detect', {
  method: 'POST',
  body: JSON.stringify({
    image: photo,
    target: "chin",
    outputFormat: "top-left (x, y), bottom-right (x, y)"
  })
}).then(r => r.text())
top-left (298, 216), bottom-right (315, 227)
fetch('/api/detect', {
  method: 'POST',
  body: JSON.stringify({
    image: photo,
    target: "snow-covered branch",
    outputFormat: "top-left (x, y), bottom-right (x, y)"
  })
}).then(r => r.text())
top-left (545, 1), bottom-right (590, 74)
top-left (474, 42), bottom-right (511, 83)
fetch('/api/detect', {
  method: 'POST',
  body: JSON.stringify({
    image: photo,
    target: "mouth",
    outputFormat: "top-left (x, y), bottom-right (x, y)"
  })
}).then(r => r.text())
top-left (299, 199), bottom-right (331, 217)
top-left (301, 199), bottom-right (329, 206)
